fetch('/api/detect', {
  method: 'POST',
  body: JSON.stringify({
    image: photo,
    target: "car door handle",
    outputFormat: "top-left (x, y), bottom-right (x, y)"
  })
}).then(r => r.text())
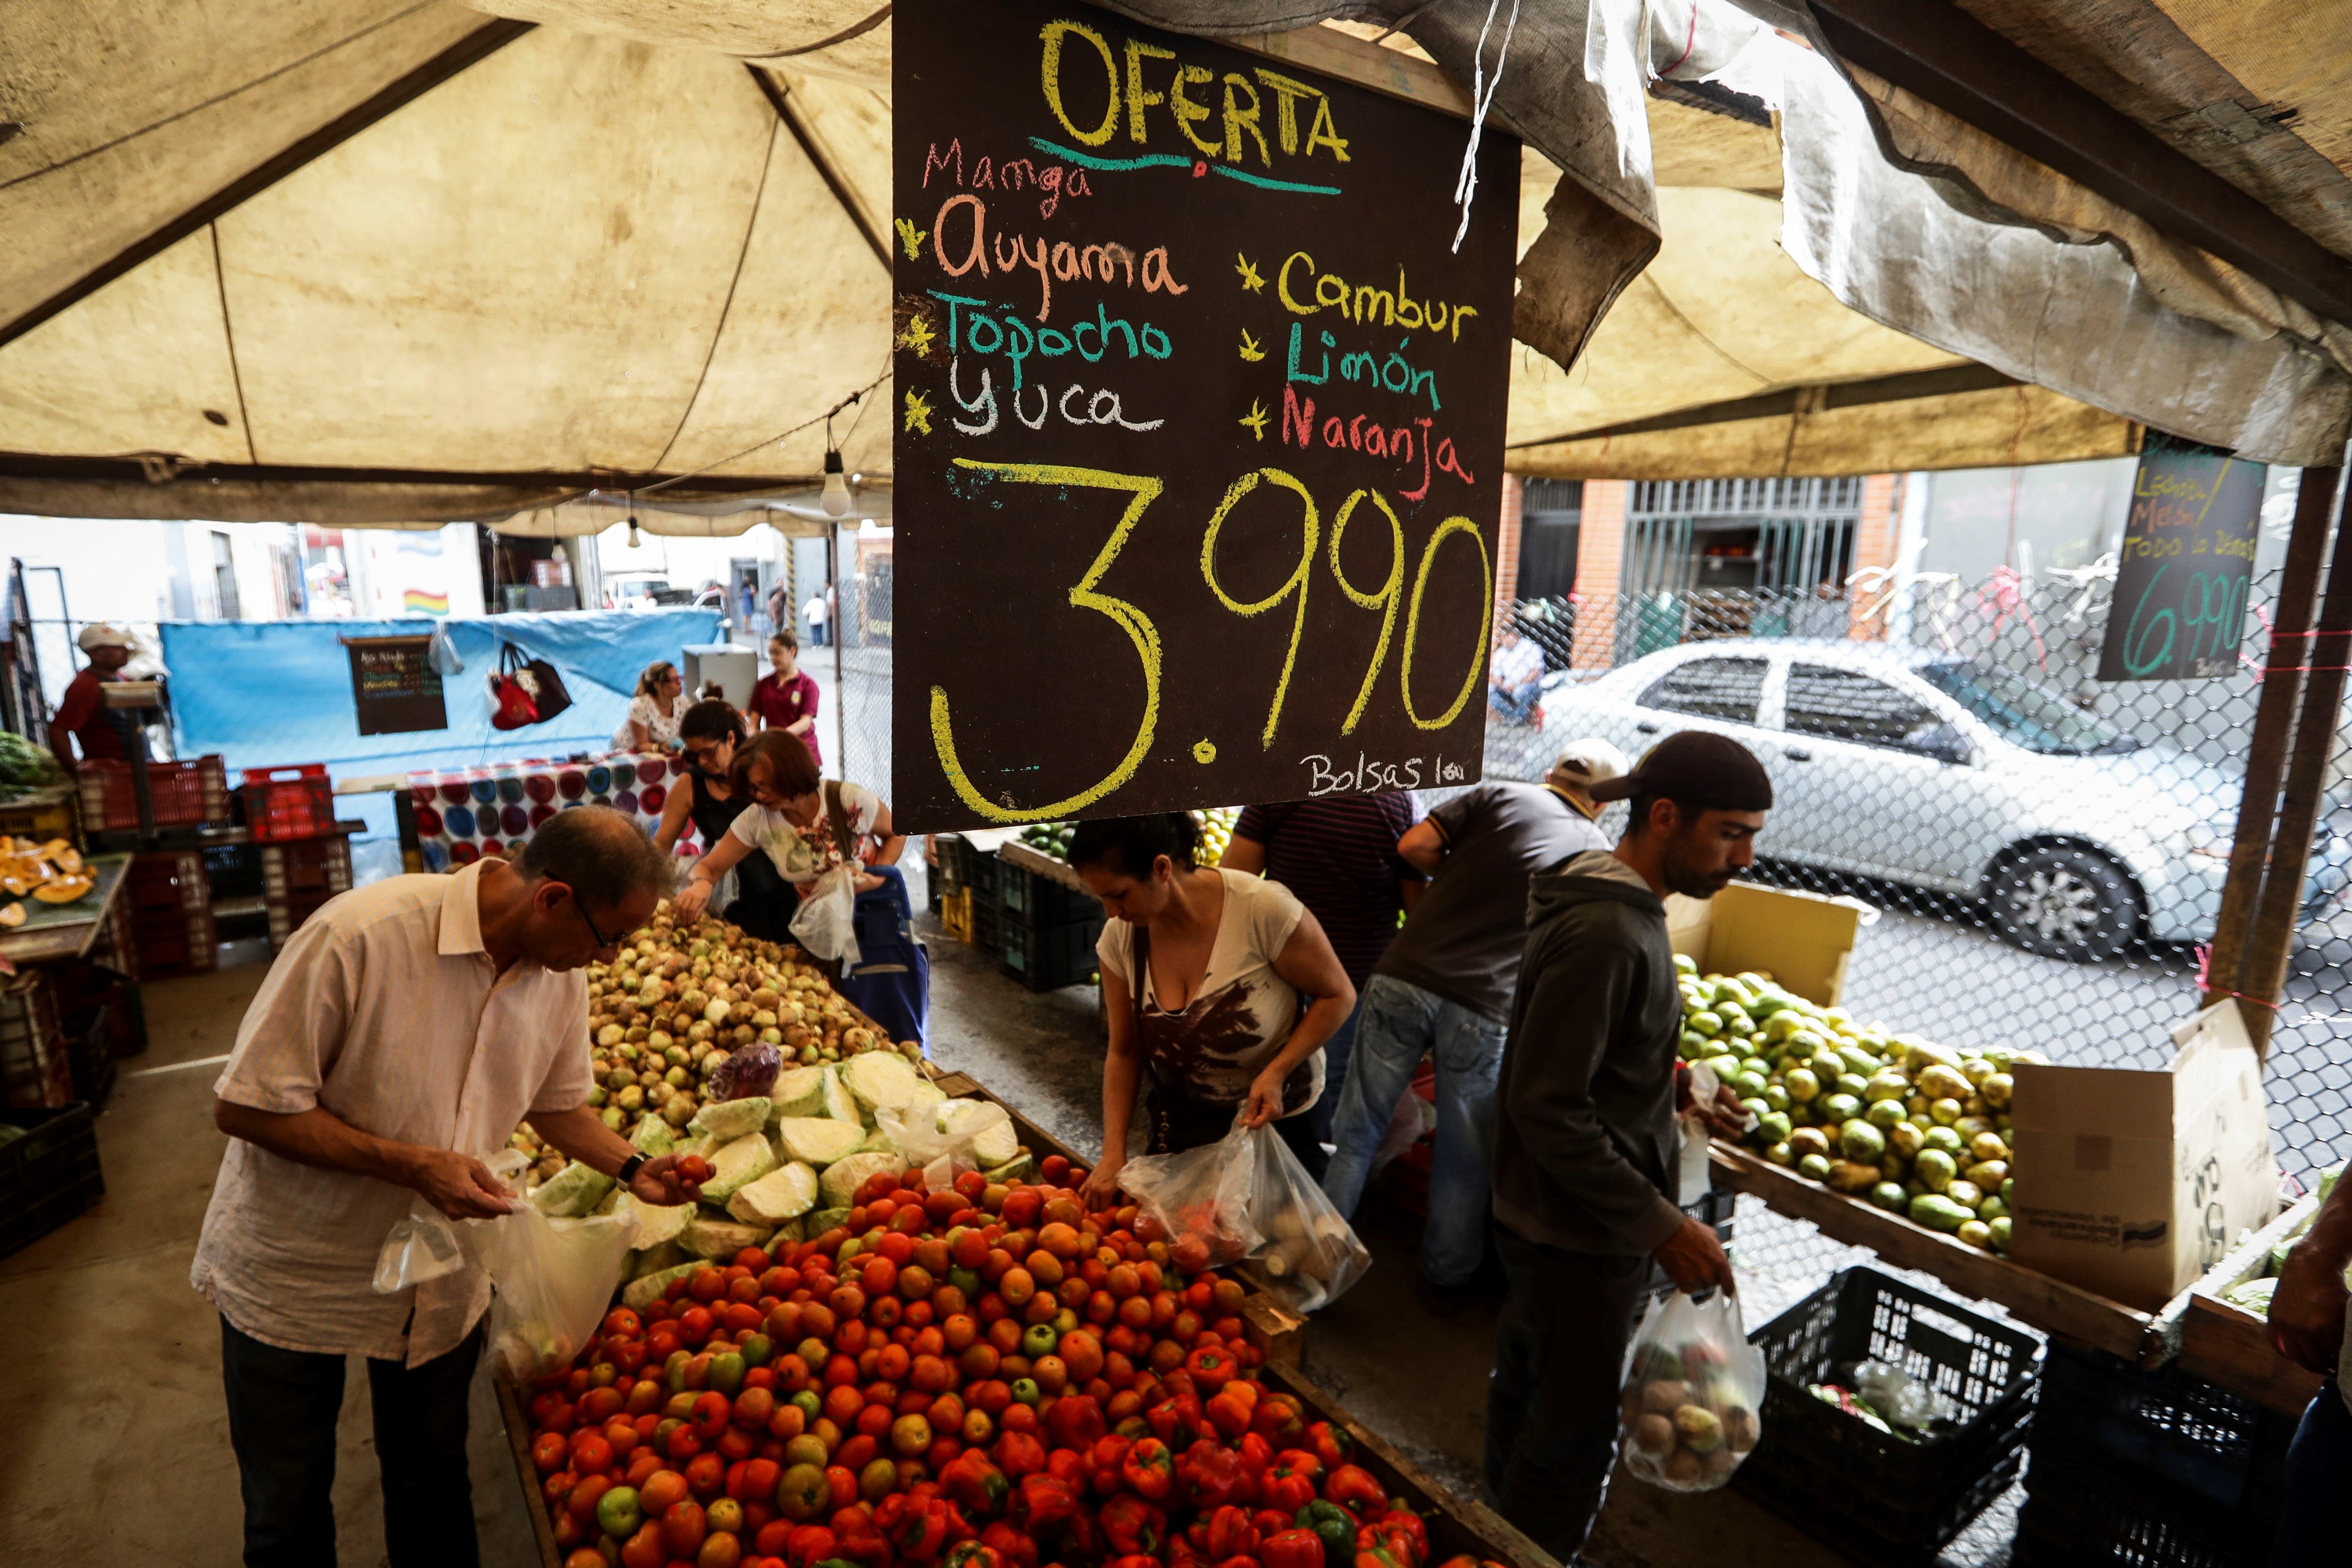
top-left (1783, 746), bottom-right (1812, 761)
top-left (1636, 721), bottom-right (1658, 734)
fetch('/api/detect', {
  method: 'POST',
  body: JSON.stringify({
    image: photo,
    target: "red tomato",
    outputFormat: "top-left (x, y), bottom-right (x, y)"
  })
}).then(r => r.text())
top-left (686, 1450), bottom-right (728, 1499)
top-left (661, 1499), bottom-right (707, 1557)
top-left (640, 1469), bottom-right (691, 1516)
top-left (571, 1433), bottom-right (614, 1476)
top-left (620, 1520), bottom-right (667, 1568)
top-left (605, 1308), bottom-right (644, 1338)
top-left (533, 1432), bottom-right (569, 1475)
top-left (566, 1473), bottom-right (612, 1522)
top-left (691, 1270), bottom-right (728, 1305)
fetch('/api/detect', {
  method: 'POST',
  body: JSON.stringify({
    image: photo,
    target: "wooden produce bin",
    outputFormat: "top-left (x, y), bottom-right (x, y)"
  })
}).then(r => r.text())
top-left (1711, 1142), bottom-right (2162, 1359)
top-left (2177, 1187), bottom-right (2326, 1417)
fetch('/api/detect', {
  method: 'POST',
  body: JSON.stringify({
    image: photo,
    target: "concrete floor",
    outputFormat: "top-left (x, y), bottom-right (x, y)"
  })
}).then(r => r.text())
top-left (2, 933), bottom-right (1894, 1568)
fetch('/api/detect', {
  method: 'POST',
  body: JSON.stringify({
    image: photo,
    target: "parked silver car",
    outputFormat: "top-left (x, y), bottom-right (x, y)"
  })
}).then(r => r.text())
top-left (1538, 638), bottom-right (2351, 961)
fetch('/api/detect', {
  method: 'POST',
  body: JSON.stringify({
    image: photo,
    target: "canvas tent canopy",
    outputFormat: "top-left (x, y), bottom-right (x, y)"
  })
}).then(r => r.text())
top-left (1, 0), bottom-right (2349, 523)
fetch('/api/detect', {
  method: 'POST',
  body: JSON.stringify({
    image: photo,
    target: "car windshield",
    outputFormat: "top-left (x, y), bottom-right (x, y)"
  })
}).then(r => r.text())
top-left (1918, 660), bottom-right (2138, 756)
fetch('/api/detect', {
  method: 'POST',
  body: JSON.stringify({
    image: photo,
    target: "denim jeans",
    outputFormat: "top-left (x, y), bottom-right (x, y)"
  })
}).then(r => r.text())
top-left (1306, 998), bottom-right (1362, 1154)
top-left (2273, 1380), bottom-right (2352, 1567)
top-left (219, 1315), bottom-right (485, 1568)
top-left (1319, 973), bottom-right (1509, 1287)
top-left (1483, 1227), bottom-right (1652, 1560)
top-left (1487, 680), bottom-right (1541, 724)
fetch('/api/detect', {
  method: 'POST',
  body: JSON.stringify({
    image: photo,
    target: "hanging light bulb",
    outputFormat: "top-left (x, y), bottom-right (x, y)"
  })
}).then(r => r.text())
top-left (821, 448), bottom-right (851, 518)
top-left (627, 515), bottom-right (641, 548)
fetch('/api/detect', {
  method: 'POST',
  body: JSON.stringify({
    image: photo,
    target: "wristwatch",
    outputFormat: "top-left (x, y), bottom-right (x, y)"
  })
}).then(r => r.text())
top-left (617, 1153), bottom-right (647, 1186)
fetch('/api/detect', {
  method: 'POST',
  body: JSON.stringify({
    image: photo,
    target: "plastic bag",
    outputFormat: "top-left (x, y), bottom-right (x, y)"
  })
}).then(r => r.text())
top-left (1117, 1118), bottom-right (1262, 1269)
top-left (708, 1040), bottom-right (783, 1102)
top-left (474, 1197), bottom-right (638, 1382)
top-left (1855, 1360), bottom-right (1953, 1433)
top-left (426, 625), bottom-right (464, 677)
top-left (1619, 1289), bottom-right (1766, 1491)
top-left (372, 1199), bottom-right (467, 1294)
top-left (879, 1098), bottom-right (1014, 1190)
top-left (1238, 1120), bottom-right (1371, 1313)
top-left (789, 863), bottom-right (862, 968)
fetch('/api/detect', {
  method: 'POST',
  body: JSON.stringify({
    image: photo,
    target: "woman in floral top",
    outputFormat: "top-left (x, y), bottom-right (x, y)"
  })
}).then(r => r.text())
top-left (670, 732), bottom-right (902, 916)
top-left (612, 661), bottom-right (685, 753)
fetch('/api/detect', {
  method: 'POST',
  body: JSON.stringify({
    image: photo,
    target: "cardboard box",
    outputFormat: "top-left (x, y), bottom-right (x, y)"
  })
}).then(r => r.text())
top-left (1665, 881), bottom-right (1865, 1006)
top-left (2009, 1001), bottom-right (2278, 1311)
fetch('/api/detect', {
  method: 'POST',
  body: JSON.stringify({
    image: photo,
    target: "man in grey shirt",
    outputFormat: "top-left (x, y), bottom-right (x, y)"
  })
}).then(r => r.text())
top-left (1319, 740), bottom-right (1626, 1292)
top-left (1484, 732), bottom-right (1768, 1560)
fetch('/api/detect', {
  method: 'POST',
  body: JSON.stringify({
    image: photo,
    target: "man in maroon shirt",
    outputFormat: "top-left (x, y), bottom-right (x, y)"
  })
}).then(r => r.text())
top-left (50, 623), bottom-right (137, 774)
top-left (747, 630), bottom-right (821, 769)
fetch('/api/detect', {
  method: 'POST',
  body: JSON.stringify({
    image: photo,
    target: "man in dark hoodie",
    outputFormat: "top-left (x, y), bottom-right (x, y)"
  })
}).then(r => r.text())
top-left (1483, 731), bottom-right (1773, 1560)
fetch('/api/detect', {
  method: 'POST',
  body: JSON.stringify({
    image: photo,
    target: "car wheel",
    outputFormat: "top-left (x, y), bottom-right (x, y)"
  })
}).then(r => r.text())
top-left (1986, 846), bottom-right (2142, 962)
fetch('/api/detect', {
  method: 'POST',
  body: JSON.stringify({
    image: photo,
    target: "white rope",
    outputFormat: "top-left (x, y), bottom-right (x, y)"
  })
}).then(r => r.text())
top-left (1450, 0), bottom-right (1524, 252)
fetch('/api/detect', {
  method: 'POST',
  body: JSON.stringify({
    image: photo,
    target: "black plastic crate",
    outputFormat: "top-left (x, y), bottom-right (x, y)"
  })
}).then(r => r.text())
top-left (969, 898), bottom-right (1003, 957)
top-left (2015, 1441), bottom-right (2280, 1568)
top-left (1001, 912), bottom-right (1104, 992)
top-left (0, 1101), bottom-right (104, 1259)
top-left (2030, 1340), bottom-right (2291, 1512)
top-left (63, 1010), bottom-right (114, 1111)
top-left (936, 835), bottom-right (970, 894)
top-left (999, 861), bottom-right (1098, 926)
top-left (1735, 1267), bottom-right (2041, 1561)
top-left (966, 846), bottom-right (1002, 907)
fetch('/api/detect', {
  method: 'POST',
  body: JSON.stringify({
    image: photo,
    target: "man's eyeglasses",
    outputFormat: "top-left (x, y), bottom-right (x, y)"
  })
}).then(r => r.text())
top-left (561, 886), bottom-right (620, 951)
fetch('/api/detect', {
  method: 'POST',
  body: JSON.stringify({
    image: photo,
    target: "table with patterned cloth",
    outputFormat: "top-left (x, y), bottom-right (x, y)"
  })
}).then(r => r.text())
top-left (406, 754), bottom-right (710, 870)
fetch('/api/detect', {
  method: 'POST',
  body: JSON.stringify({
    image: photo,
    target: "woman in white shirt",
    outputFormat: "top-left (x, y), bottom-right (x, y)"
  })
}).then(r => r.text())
top-left (612, 662), bottom-right (684, 753)
top-left (1072, 812), bottom-right (1354, 1207)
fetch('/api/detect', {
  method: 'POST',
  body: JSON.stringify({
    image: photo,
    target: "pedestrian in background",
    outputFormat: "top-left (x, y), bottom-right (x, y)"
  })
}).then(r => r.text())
top-left (50, 622), bottom-right (138, 774)
top-left (1486, 623), bottom-right (1545, 725)
top-left (749, 629), bottom-right (821, 770)
top-left (805, 588), bottom-right (830, 647)
top-left (1484, 732), bottom-right (1766, 1559)
top-left (1319, 740), bottom-right (1627, 1299)
top-left (1221, 794), bottom-right (1425, 1176)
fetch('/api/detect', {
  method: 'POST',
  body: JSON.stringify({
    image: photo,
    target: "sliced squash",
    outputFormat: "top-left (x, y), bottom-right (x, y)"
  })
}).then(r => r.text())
top-left (0, 902), bottom-right (24, 928)
top-left (32, 875), bottom-right (92, 904)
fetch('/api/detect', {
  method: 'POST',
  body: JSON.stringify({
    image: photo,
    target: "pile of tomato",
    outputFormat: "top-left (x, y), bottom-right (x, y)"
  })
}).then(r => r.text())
top-left (526, 1155), bottom-right (1491, 1568)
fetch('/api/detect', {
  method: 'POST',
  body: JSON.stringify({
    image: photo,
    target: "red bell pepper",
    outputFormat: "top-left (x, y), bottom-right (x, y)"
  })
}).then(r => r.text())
top-left (1355, 1547), bottom-right (1407, 1568)
top-left (1263, 1528), bottom-right (1327, 1568)
top-left (888, 1495), bottom-right (958, 1562)
top-left (1252, 1393), bottom-right (1306, 1447)
top-left (978, 1522), bottom-right (1036, 1568)
top-left (1213, 1558), bottom-right (1258, 1568)
top-left (1324, 1464), bottom-right (1386, 1520)
top-left (1146, 1393), bottom-right (1205, 1450)
top-left (786, 1526), bottom-right (839, 1568)
top-left (830, 1527), bottom-right (894, 1568)
top-left (1204, 1504), bottom-right (1259, 1560)
top-left (1044, 1449), bottom-right (1087, 1492)
top-left (939, 1450), bottom-right (1009, 1519)
top-left (1177, 1439), bottom-right (1246, 1511)
top-left (1105, 1557), bottom-right (1159, 1568)
top-left (1184, 1345), bottom-right (1237, 1393)
top-left (1120, 1437), bottom-right (1175, 1503)
top-left (1206, 1386), bottom-right (1256, 1439)
top-left (1089, 1435), bottom-right (1133, 1498)
top-left (1306, 1421), bottom-right (1353, 1472)
top-left (1261, 1453), bottom-right (1319, 1515)
top-left (1365, 1510), bottom-right (1428, 1567)
top-left (1045, 1393), bottom-right (1107, 1451)
top-left (941, 1545), bottom-right (1004, 1568)
top-left (1234, 1432), bottom-right (1274, 1480)
top-left (1013, 1473), bottom-right (1077, 1536)
top-left (1098, 1494), bottom-right (1166, 1557)
top-left (993, 1430), bottom-right (1045, 1480)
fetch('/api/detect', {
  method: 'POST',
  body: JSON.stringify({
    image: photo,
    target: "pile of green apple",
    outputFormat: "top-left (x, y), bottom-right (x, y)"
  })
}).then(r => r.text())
top-left (1678, 957), bottom-right (2044, 1255)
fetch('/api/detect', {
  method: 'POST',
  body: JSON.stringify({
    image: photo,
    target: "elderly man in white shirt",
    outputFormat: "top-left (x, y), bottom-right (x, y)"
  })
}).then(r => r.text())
top-left (194, 805), bottom-right (695, 1568)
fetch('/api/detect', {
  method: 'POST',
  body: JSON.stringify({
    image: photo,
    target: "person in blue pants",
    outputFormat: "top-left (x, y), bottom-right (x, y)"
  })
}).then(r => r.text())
top-left (2267, 1167), bottom-right (2352, 1565)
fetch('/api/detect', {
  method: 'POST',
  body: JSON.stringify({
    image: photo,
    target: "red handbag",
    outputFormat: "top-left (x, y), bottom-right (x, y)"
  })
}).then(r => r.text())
top-left (488, 644), bottom-right (539, 730)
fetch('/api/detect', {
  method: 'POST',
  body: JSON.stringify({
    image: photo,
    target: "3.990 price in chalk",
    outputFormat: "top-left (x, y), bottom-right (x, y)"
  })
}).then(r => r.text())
top-left (929, 459), bottom-right (1491, 821)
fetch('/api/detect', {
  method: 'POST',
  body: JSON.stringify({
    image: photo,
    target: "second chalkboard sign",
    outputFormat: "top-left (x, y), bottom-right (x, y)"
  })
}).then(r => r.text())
top-left (891, 0), bottom-right (1518, 830)
top-left (345, 635), bottom-right (448, 735)
top-left (2097, 431), bottom-right (2267, 682)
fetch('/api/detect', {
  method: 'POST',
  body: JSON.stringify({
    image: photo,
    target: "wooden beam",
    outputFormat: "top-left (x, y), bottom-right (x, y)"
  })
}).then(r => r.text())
top-left (2237, 468), bottom-right (2352, 1051)
top-left (1508, 362), bottom-right (2021, 449)
top-left (0, 19), bottom-right (536, 350)
top-left (1224, 25), bottom-right (1473, 121)
top-left (747, 65), bottom-right (890, 271)
top-left (2203, 467), bottom-right (2339, 1021)
top-left (1710, 1144), bottom-right (2155, 1358)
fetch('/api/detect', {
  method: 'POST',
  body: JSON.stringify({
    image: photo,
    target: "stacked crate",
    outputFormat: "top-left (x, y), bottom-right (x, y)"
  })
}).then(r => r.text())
top-left (261, 835), bottom-right (352, 950)
top-left (125, 849), bottom-right (215, 979)
top-left (995, 859), bottom-right (1105, 992)
top-left (0, 971), bottom-right (69, 1109)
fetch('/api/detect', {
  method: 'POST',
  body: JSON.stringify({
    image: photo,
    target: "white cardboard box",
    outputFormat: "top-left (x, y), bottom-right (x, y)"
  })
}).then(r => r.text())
top-left (2009, 1000), bottom-right (2278, 1311)
top-left (1665, 881), bottom-right (1865, 1007)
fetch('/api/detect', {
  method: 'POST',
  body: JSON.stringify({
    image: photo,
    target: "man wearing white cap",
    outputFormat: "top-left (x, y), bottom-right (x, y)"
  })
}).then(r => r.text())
top-left (1320, 739), bottom-right (1629, 1299)
top-left (49, 623), bottom-right (138, 775)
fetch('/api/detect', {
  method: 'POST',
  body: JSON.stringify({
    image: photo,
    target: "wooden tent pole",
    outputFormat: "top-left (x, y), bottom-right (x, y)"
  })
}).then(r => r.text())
top-left (2202, 467), bottom-right (2339, 1023)
top-left (2236, 469), bottom-right (2352, 1053)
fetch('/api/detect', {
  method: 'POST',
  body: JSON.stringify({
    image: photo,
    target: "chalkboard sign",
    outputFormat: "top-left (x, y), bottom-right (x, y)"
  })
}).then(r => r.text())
top-left (2098, 432), bottom-right (2266, 681)
top-left (891, 0), bottom-right (1517, 830)
top-left (345, 635), bottom-right (448, 735)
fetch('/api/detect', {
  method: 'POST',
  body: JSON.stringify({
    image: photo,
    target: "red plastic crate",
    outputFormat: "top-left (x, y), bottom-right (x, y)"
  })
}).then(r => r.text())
top-left (241, 765), bottom-right (335, 843)
top-left (76, 756), bottom-right (229, 831)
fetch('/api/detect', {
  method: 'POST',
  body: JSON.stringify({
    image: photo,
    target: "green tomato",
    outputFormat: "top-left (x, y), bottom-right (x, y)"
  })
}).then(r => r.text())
top-left (1021, 1322), bottom-right (1059, 1358)
top-left (1010, 1377), bottom-right (1042, 1406)
top-left (597, 1484), bottom-right (644, 1538)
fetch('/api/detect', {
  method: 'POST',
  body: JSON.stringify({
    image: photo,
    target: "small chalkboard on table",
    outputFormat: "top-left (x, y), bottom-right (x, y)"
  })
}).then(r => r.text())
top-left (344, 636), bottom-right (448, 735)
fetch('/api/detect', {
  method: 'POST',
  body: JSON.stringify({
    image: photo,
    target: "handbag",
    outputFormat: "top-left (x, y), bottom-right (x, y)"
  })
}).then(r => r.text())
top-left (488, 645), bottom-right (539, 730)
top-left (522, 654), bottom-right (573, 722)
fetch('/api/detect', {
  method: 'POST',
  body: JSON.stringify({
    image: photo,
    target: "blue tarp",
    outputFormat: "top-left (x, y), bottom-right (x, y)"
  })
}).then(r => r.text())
top-left (163, 610), bottom-right (723, 834)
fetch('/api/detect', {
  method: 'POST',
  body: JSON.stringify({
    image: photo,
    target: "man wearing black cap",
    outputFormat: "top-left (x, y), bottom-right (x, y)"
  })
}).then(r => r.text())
top-left (1483, 730), bottom-right (1773, 1560)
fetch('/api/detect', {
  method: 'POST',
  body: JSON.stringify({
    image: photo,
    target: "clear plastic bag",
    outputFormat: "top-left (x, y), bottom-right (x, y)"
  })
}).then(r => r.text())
top-left (1619, 1289), bottom-right (1767, 1492)
top-left (789, 864), bottom-right (862, 967)
top-left (372, 1200), bottom-right (467, 1294)
top-left (878, 1098), bottom-right (1014, 1190)
top-left (474, 1197), bottom-right (638, 1382)
top-left (1239, 1120), bottom-right (1371, 1313)
top-left (1120, 1120), bottom-right (1371, 1312)
top-left (1117, 1119), bottom-right (1262, 1269)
